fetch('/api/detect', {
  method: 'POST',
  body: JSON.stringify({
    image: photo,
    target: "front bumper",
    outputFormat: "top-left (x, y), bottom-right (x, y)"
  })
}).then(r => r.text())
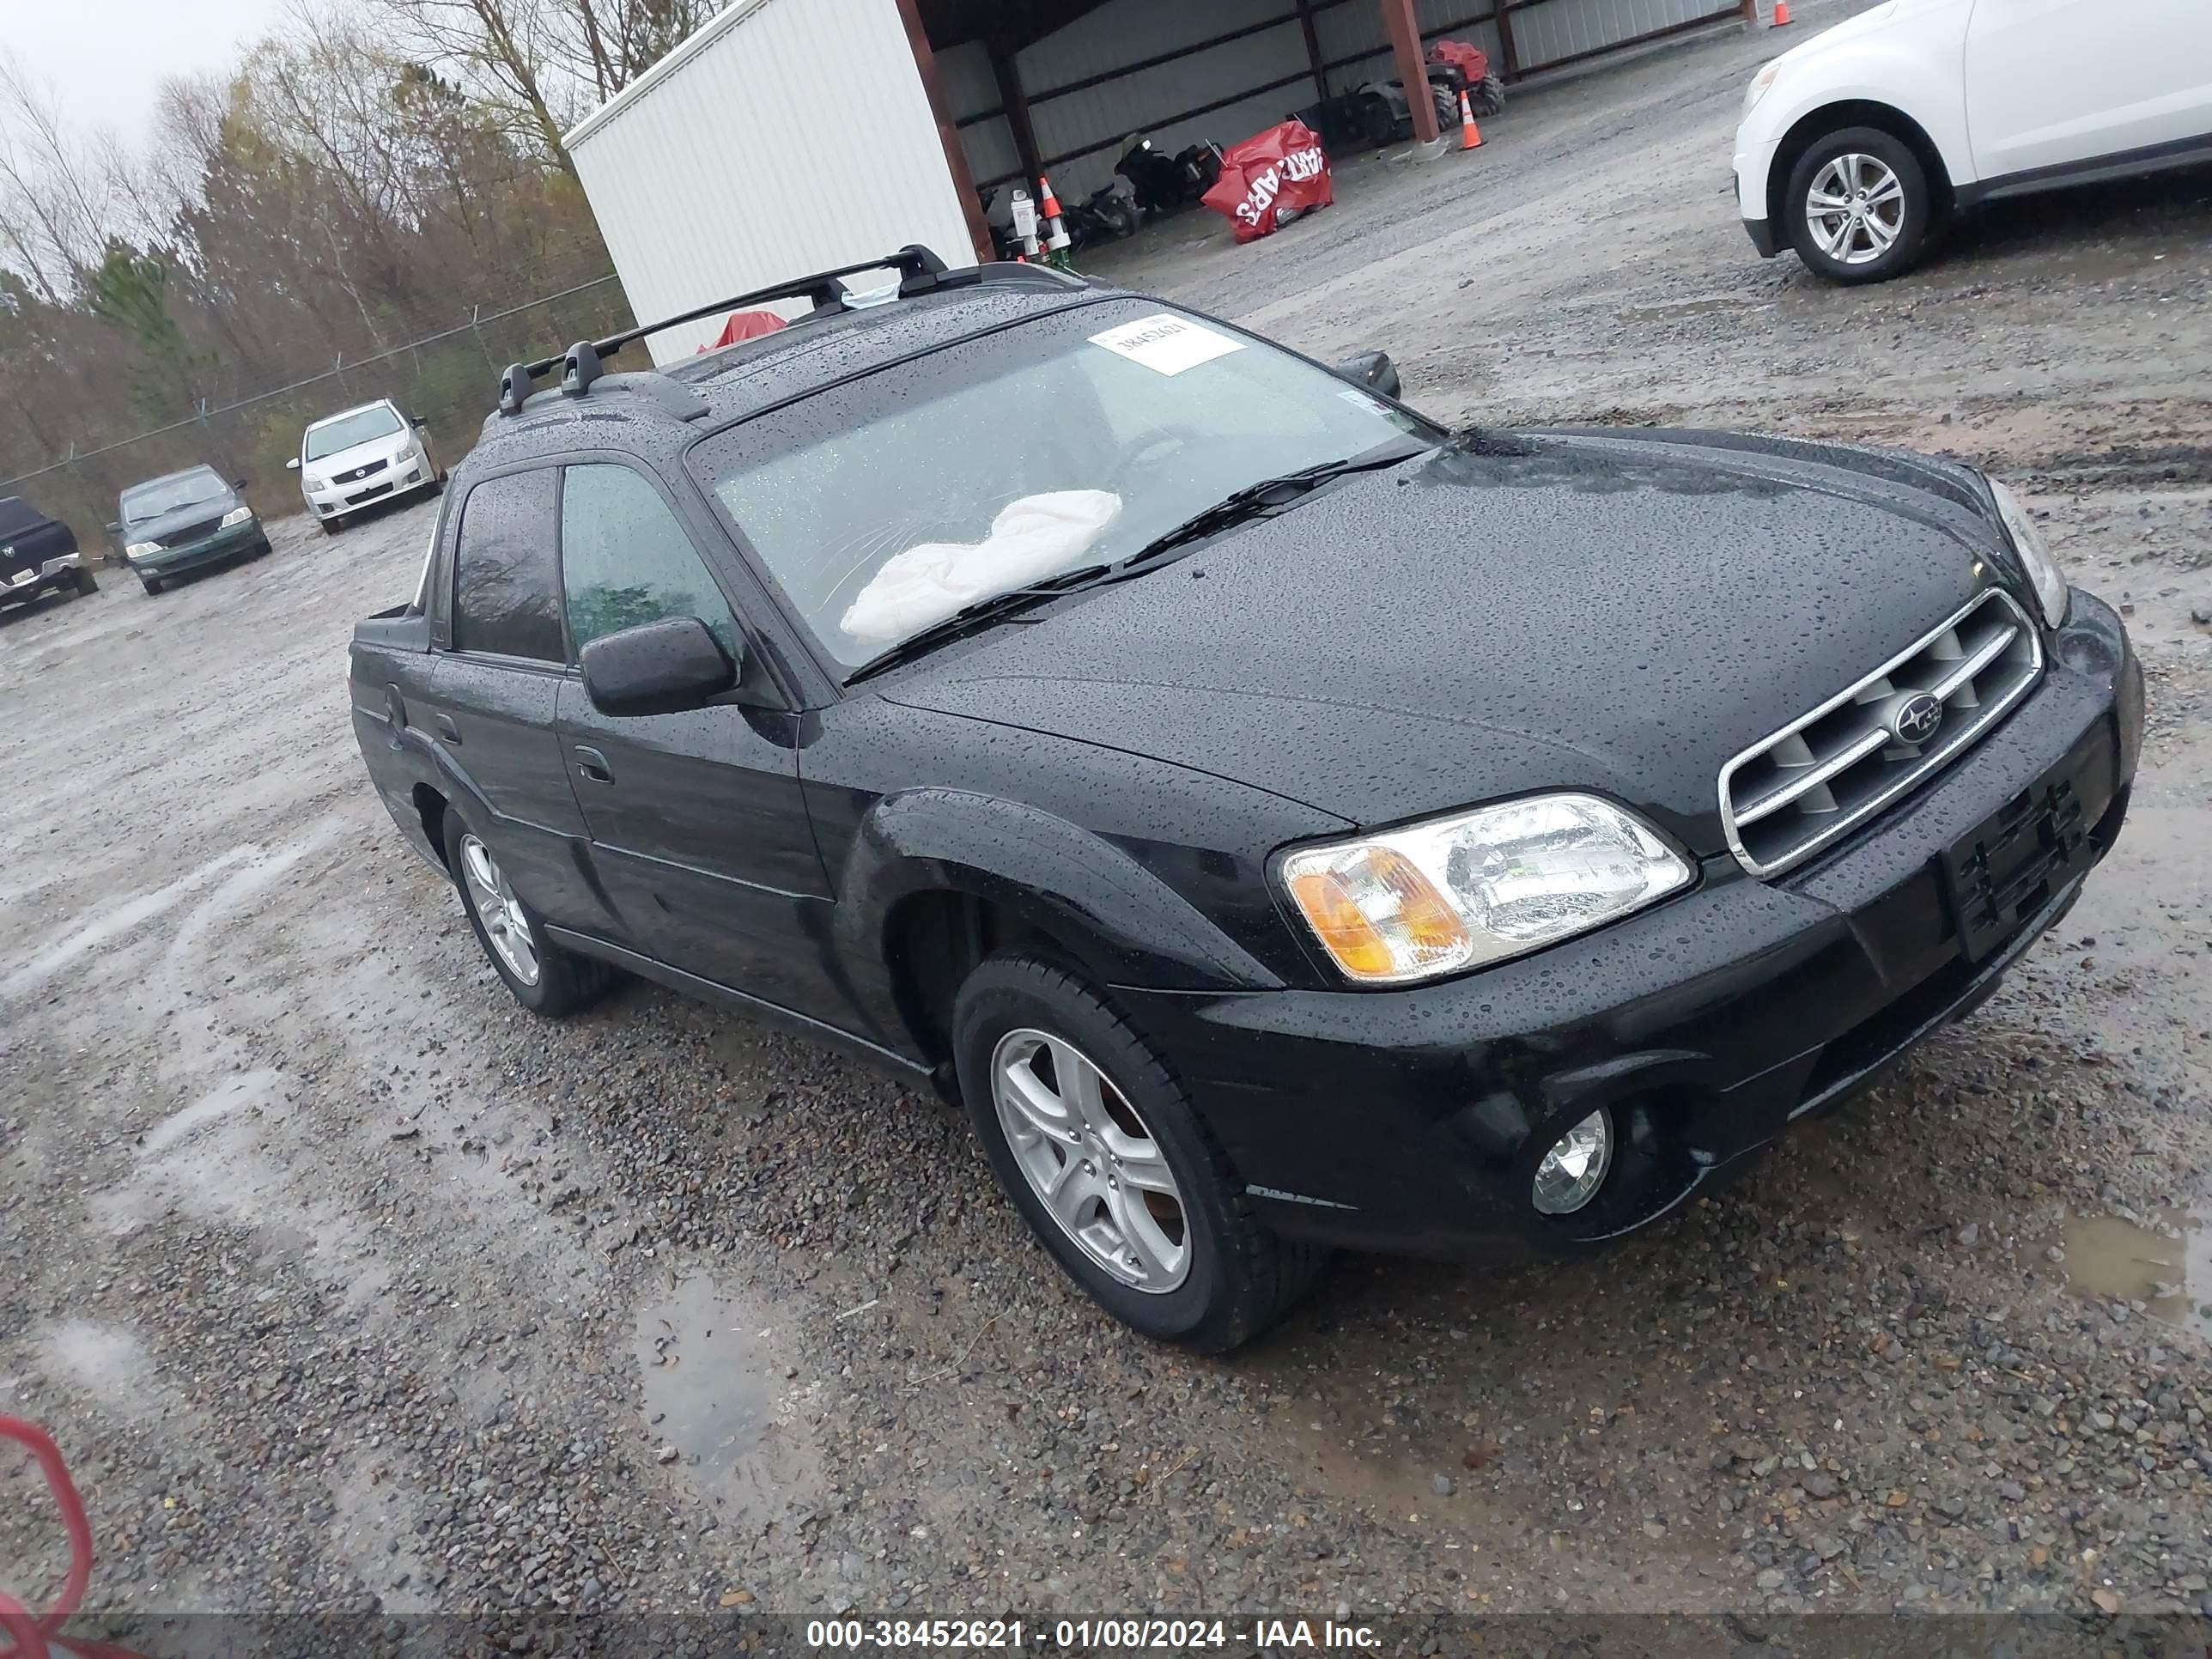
top-left (131, 520), bottom-right (266, 576)
top-left (0, 552), bottom-right (87, 605)
top-left (307, 456), bottom-right (434, 518)
top-left (1118, 592), bottom-right (2142, 1260)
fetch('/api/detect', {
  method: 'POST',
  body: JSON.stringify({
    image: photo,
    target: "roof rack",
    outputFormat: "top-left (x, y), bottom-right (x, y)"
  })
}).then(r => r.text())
top-left (498, 244), bottom-right (1073, 416)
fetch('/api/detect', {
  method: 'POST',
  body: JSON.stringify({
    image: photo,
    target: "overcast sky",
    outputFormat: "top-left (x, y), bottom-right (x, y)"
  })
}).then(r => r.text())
top-left (11, 0), bottom-right (289, 147)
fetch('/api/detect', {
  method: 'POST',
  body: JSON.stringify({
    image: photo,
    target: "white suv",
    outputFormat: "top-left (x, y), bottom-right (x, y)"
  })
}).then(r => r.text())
top-left (1735, 0), bottom-right (2212, 283)
top-left (289, 399), bottom-right (443, 533)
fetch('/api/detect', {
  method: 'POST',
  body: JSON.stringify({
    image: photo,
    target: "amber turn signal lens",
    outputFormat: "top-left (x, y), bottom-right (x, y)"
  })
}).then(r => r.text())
top-left (1285, 847), bottom-right (1473, 983)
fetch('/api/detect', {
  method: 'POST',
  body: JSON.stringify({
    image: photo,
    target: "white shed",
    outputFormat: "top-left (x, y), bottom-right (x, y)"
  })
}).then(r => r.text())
top-left (565, 0), bottom-right (985, 363)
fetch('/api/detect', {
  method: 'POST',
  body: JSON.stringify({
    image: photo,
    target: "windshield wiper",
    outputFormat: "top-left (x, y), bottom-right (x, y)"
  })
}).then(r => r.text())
top-left (1111, 443), bottom-right (1425, 572)
top-left (842, 562), bottom-right (1111, 684)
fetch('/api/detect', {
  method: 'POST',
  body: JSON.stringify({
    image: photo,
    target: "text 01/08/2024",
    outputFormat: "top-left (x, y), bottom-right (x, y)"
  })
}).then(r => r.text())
top-left (804, 1619), bottom-right (1382, 1650)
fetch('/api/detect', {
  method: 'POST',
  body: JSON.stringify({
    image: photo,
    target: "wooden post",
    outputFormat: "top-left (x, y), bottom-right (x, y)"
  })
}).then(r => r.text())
top-left (1494, 1), bottom-right (1523, 81)
top-left (893, 0), bottom-right (993, 264)
top-left (988, 35), bottom-right (1048, 201)
top-left (1740, 0), bottom-right (1759, 20)
top-left (1294, 0), bottom-right (1330, 101)
top-left (1378, 0), bottom-right (1439, 144)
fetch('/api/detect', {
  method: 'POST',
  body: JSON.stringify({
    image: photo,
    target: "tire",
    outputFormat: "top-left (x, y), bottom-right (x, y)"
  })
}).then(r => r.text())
top-left (440, 805), bottom-right (619, 1018)
top-left (319, 515), bottom-right (340, 537)
top-left (140, 574), bottom-right (162, 595)
top-left (73, 569), bottom-right (97, 596)
top-left (1785, 126), bottom-right (1933, 285)
top-left (952, 953), bottom-right (1328, 1352)
top-left (1470, 74), bottom-right (1505, 118)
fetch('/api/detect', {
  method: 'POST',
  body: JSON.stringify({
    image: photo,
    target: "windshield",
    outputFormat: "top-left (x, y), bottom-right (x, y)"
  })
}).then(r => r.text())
top-left (305, 404), bottom-right (403, 460)
top-left (691, 301), bottom-right (1432, 670)
top-left (120, 468), bottom-right (229, 525)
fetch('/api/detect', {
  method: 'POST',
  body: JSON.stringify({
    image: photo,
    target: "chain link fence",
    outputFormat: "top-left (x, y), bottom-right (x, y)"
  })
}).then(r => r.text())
top-left (0, 275), bottom-right (641, 560)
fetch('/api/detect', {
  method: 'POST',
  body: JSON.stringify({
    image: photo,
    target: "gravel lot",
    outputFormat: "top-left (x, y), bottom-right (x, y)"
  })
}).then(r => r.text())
top-left (5, 2), bottom-right (2211, 1644)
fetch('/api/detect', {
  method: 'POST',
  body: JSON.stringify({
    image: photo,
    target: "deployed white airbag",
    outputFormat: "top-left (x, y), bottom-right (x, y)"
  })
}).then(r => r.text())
top-left (841, 490), bottom-right (1122, 647)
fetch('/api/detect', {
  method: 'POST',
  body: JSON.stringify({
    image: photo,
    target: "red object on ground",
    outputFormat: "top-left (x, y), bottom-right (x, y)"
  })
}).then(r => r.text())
top-left (1426, 40), bottom-right (1490, 85)
top-left (1, 1417), bottom-right (147, 1659)
top-left (1201, 120), bottom-right (1333, 244)
top-left (696, 309), bottom-right (787, 352)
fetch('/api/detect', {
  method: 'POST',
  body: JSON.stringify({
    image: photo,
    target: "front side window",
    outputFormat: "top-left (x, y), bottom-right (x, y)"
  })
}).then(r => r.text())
top-left (305, 404), bottom-right (404, 460)
top-left (691, 301), bottom-right (1433, 671)
top-left (560, 465), bottom-right (739, 659)
top-left (452, 470), bottom-right (562, 662)
top-left (120, 467), bottom-right (230, 525)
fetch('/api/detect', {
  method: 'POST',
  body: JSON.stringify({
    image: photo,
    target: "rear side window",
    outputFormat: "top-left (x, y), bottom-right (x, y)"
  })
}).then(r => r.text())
top-left (559, 464), bottom-right (738, 658)
top-left (452, 471), bottom-right (562, 662)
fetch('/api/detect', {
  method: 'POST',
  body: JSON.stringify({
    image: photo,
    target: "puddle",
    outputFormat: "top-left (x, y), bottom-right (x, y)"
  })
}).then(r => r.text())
top-left (2054, 1206), bottom-right (2212, 1340)
top-left (633, 1274), bottom-right (820, 1519)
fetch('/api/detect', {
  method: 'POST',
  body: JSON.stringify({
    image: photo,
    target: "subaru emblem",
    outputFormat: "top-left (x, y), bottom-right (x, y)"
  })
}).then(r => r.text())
top-left (1890, 691), bottom-right (1944, 746)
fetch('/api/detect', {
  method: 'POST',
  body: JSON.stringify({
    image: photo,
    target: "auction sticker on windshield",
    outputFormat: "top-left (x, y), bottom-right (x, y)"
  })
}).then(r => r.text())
top-left (1088, 313), bottom-right (1245, 375)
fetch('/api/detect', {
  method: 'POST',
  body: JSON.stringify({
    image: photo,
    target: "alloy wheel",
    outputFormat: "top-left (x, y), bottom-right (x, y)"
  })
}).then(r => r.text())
top-left (1804, 153), bottom-right (1905, 266)
top-left (990, 1028), bottom-right (1190, 1293)
top-left (459, 833), bottom-right (540, 987)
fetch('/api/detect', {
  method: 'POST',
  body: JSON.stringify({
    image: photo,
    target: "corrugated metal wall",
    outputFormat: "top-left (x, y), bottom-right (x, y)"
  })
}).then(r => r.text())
top-left (567, 0), bottom-right (977, 363)
top-left (1010, 0), bottom-right (1313, 200)
top-left (1312, 0), bottom-right (1501, 96)
top-left (1510, 0), bottom-right (1730, 70)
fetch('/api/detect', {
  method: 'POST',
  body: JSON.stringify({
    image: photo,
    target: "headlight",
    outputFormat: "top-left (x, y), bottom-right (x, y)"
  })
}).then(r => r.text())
top-left (1279, 793), bottom-right (1694, 986)
top-left (1987, 478), bottom-right (2068, 627)
top-left (125, 540), bottom-right (158, 558)
top-left (219, 505), bottom-right (253, 527)
top-left (1743, 61), bottom-right (1779, 118)
top-left (303, 475), bottom-right (328, 491)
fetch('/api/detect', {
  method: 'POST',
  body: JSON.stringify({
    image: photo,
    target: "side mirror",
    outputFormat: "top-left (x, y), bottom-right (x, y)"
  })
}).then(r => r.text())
top-left (1334, 349), bottom-right (1402, 400)
top-left (232, 477), bottom-right (248, 490)
top-left (580, 617), bottom-right (737, 717)
top-left (411, 416), bottom-right (428, 428)
top-left (285, 457), bottom-right (301, 471)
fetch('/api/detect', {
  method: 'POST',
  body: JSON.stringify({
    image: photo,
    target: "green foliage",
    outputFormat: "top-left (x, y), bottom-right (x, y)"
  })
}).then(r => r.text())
top-left (88, 247), bottom-right (211, 424)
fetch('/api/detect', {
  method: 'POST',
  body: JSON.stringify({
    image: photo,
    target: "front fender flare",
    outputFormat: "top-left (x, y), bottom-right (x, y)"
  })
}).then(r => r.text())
top-left (839, 787), bottom-right (1285, 994)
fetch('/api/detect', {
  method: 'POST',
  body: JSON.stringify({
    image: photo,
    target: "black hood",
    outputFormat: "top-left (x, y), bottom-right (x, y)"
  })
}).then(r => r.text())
top-left (883, 428), bottom-right (2025, 856)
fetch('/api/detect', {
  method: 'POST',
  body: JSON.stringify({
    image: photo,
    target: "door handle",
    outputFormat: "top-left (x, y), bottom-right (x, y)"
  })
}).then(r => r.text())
top-left (574, 745), bottom-right (614, 784)
top-left (434, 714), bottom-right (461, 744)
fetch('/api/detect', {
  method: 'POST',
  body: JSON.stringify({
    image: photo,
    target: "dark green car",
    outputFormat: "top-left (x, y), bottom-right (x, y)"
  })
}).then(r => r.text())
top-left (112, 466), bottom-right (270, 595)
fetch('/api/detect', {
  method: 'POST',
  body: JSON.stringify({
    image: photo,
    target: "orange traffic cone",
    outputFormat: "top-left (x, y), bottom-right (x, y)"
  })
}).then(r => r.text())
top-left (1458, 89), bottom-right (1484, 150)
top-left (1771, 0), bottom-right (1791, 23)
top-left (1036, 175), bottom-right (1072, 254)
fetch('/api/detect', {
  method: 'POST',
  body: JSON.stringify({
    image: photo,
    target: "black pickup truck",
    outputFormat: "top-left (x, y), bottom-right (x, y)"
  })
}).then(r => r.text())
top-left (350, 248), bottom-right (2139, 1352)
top-left (0, 495), bottom-right (95, 611)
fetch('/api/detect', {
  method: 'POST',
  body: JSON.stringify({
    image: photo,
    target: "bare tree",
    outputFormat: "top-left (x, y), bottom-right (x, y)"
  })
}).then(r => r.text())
top-left (382, 0), bottom-right (725, 176)
top-left (0, 51), bottom-right (115, 298)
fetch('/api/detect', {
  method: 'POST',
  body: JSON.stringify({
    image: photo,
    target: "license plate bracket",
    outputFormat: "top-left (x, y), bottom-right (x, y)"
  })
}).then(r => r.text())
top-left (1939, 773), bottom-right (2087, 963)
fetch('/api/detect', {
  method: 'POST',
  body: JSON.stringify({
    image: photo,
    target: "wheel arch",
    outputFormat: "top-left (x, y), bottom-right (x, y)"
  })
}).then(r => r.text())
top-left (844, 788), bottom-right (1285, 1074)
top-left (1766, 101), bottom-right (1956, 231)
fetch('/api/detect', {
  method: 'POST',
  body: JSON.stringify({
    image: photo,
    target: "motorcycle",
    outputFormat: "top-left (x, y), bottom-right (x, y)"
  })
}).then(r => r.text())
top-left (1064, 179), bottom-right (1142, 249)
top-left (1115, 136), bottom-right (1224, 219)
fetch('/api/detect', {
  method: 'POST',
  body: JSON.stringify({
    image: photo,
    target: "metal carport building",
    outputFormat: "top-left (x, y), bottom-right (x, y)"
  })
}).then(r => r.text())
top-left (566, 0), bottom-right (1758, 361)
top-left (910, 0), bottom-right (1761, 236)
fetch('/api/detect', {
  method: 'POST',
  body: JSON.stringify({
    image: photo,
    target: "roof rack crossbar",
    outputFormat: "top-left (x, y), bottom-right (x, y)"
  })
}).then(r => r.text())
top-left (497, 246), bottom-right (949, 415)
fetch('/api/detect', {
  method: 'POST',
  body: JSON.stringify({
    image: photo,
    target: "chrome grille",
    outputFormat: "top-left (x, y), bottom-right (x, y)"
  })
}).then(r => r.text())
top-left (1720, 590), bottom-right (2043, 878)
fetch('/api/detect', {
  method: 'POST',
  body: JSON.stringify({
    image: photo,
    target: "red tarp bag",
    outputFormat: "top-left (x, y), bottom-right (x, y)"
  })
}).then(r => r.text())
top-left (696, 309), bottom-right (787, 351)
top-left (1201, 119), bottom-right (1332, 244)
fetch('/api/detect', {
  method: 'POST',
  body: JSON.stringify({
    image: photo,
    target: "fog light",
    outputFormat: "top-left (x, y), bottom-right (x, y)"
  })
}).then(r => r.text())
top-left (1533, 1110), bottom-right (1612, 1215)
